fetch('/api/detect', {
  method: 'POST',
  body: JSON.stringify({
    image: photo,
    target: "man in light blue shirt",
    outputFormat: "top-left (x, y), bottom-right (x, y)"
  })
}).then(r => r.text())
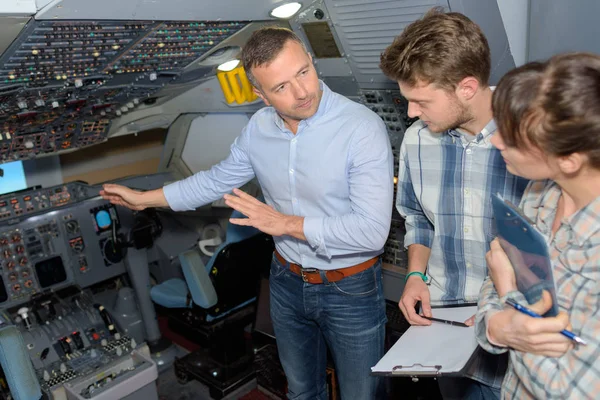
top-left (101, 27), bottom-right (393, 399)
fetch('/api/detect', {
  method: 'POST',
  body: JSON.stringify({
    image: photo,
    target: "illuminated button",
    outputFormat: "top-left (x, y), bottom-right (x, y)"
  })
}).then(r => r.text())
top-left (95, 210), bottom-right (112, 230)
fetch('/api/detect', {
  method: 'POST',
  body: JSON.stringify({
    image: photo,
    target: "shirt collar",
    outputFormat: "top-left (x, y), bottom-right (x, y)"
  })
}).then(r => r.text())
top-left (535, 180), bottom-right (600, 246)
top-left (273, 80), bottom-right (330, 132)
top-left (565, 193), bottom-right (600, 247)
top-left (448, 119), bottom-right (496, 143)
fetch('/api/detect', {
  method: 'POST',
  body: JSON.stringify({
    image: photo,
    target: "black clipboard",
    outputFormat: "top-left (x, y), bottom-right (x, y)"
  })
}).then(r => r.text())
top-left (491, 194), bottom-right (558, 317)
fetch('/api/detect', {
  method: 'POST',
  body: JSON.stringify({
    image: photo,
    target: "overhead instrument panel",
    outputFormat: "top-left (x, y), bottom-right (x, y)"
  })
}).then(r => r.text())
top-left (0, 20), bottom-right (248, 163)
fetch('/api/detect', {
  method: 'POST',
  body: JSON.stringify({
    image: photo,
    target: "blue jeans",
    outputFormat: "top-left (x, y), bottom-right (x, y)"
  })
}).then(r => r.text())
top-left (269, 255), bottom-right (386, 400)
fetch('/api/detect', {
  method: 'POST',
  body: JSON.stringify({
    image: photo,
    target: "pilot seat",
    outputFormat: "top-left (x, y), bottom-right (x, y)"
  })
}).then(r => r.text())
top-left (150, 209), bottom-right (274, 399)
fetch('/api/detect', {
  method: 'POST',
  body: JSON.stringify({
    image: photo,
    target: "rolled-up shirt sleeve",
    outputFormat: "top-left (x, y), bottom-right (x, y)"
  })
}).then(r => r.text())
top-left (303, 118), bottom-right (393, 258)
top-left (395, 138), bottom-right (434, 249)
top-left (475, 277), bottom-right (523, 354)
top-left (163, 125), bottom-right (255, 211)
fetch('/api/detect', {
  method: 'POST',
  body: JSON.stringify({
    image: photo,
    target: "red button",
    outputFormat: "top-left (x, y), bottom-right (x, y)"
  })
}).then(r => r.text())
top-left (92, 333), bottom-right (100, 340)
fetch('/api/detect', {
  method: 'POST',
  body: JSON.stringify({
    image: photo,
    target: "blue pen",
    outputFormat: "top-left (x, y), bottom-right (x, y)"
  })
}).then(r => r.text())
top-left (505, 298), bottom-right (587, 345)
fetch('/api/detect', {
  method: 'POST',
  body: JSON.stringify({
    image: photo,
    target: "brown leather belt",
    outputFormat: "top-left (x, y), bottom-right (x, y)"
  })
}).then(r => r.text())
top-left (274, 250), bottom-right (378, 284)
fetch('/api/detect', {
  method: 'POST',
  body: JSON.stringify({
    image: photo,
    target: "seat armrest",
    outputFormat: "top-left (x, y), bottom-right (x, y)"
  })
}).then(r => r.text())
top-left (179, 249), bottom-right (218, 308)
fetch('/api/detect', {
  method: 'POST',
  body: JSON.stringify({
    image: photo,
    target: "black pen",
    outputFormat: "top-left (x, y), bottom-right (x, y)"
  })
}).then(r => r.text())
top-left (421, 316), bottom-right (469, 328)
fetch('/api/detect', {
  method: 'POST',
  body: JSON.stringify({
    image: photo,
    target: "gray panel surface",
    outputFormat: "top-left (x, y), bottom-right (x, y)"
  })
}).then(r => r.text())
top-left (0, 16), bottom-right (29, 56)
top-left (322, 0), bottom-right (445, 89)
top-left (35, 0), bottom-right (296, 21)
top-left (448, 0), bottom-right (515, 85)
top-left (182, 114), bottom-right (250, 174)
top-left (528, 0), bottom-right (600, 62)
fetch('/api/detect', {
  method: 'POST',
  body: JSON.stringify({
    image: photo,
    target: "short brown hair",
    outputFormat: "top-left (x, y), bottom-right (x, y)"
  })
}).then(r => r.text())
top-left (241, 26), bottom-right (306, 89)
top-left (492, 52), bottom-right (600, 168)
top-left (379, 7), bottom-right (491, 90)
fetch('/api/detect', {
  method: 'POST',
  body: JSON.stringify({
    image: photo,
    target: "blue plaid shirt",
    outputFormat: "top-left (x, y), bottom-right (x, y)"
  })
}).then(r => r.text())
top-left (396, 119), bottom-right (528, 388)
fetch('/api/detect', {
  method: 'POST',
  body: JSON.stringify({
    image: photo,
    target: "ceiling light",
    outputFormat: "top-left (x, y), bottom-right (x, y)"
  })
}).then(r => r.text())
top-left (217, 59), bottom-right (240, 72)
top-left (270, 2), bottom-right (302, 19)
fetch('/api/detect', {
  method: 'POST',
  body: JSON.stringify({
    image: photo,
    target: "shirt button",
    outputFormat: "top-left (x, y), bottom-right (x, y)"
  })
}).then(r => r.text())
top-left (466, 262), bottom-right (472, 268)
top-left (464, 189), bottom-right (470, 195)
top-left (466, 149), bottom-right (472, 154)
top-left (289, 169), bottom-right (294, 174)
top-left (464, 227), bottom-right (469, 233)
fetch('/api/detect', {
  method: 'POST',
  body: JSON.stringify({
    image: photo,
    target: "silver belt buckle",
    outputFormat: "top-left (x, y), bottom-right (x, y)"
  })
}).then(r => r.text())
top-left (300, 267), bottom-right (318, 282)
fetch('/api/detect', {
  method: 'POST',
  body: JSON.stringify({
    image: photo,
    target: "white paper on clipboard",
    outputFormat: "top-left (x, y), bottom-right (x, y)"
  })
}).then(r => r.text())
top-left (371, 306), bottom-right (478, 376)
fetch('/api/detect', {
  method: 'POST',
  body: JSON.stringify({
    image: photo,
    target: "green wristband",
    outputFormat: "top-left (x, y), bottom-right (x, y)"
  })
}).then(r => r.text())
top-left (405, 271), bottom-right (428, 283)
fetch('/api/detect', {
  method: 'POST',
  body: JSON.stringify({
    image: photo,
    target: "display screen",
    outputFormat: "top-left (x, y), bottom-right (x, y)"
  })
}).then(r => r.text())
top-left (35, 256), bottom-right (67, 288)
top-left (0, 276), bottom-right (7, 303)
top-left (0, 161), bottom-right (27, 195)
top-left (302, 22), bottom-right (342, 58)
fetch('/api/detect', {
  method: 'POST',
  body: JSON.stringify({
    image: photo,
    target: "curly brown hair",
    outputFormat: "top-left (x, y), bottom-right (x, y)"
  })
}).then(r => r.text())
top-left (379, 7), bottom-right (490, 90)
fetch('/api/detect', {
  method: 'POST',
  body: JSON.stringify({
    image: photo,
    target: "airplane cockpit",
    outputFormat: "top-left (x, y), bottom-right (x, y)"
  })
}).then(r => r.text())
top-left (0, 0), bottom-right (597, 399)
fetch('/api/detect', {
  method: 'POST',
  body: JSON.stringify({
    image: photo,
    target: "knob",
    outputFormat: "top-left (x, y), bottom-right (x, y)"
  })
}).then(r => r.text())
top-left (59, 363), bottom-right (67, 373)
top-left (116, 346), bottom-right (122, 356)
top-left (18, 307), bottom-right (31, 329)
top-left (101, 339), bottom-right (108, 347)
top-left (114, 332), bottom-right (121, 340)
top-left (17, 307), bottom-right (29, 319)
top-left (130, 338), bottom-right (137, 348)
top-left (43, 370), bottom-right (50, 382)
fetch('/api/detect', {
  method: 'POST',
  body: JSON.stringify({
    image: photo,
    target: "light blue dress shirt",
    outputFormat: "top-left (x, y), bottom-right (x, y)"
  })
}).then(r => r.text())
top-left (163, 81), bottom-right (393, 270)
